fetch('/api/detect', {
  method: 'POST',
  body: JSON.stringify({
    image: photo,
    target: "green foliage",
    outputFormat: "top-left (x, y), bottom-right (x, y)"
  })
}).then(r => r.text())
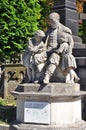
top-left (0, 0), bottom-right (53, 61)
top-left (39, 0), bottom-right (54, 30)
top-left (82, 21), bottom-right (86, 43)
top-left (0, 0), bottom-right (42, 60)
top-left (78, 2), bottom-right (86, 44)
top-left (0, 106), bottom-right (16, 124)
top-left (78, 24), bottom-right (83, 38)
top-left (0, 99), bottom-right (16, 124)
top-left (82, 2), bottom-right (86, 43)
top-left (0, 99), bottom-right (7, 106)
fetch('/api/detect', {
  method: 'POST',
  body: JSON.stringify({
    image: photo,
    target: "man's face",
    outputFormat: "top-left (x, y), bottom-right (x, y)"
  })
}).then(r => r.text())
top-left (49, 18), bottom-right (59, 28)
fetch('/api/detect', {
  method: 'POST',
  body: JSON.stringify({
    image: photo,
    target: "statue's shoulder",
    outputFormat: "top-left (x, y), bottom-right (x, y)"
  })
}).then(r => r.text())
top-left (63, 25), bottom-right (72, 34)
top-left (28, 37), bottom-right (35, 45)
top-left (58, 23), bottom-right (72, 35)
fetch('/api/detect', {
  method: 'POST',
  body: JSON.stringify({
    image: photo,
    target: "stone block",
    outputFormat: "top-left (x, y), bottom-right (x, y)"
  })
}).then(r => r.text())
top-left (11, 83), bottom-right (86, 125)
top-left (12, 120), bottom-right (86, 130)
top-left (0, 64), bottom-right (26, 100)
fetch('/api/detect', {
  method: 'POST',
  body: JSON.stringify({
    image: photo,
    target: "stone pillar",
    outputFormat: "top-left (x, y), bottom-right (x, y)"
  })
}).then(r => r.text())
top-left (52, 0), bottom-right (82, 43)
top-left (52, 1), bottom-right (86, 97)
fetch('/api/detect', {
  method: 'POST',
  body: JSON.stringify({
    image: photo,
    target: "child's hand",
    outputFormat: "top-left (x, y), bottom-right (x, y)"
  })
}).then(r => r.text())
top-left (38, 48), bottom-right (44, 53)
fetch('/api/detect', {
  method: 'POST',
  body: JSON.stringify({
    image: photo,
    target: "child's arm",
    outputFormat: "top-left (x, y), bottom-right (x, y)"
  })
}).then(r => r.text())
top-left (28, 39), bottom-right (38, 53)
top-left (37, 42), bottom-right (46, 53)
top-left (27, 39), bottom-right (34, 52)
top-left (54, 43), bottom-right (66, 54)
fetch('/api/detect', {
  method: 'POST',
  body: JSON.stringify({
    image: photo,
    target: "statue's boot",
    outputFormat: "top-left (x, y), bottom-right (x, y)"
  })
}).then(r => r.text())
top-left (43, 64), bottom-right (56, 84)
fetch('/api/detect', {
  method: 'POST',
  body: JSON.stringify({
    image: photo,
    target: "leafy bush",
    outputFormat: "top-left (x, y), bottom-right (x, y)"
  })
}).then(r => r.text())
top-left (78, 2), bottom-right (86, 44)
top-left (82, 2), bottom-right (86, 43)
top-left (0, 0), bottom-right (42, 60)
top-left (0, 99), bottom-right (7, 106)
top-left (0, 98), bottom-right (16, 124)
top-left (0, 106), bottom-right (16, 124)
top-left (38, 0), bottom-right (53, 30)
top-left (0, 0), bottom-right (53, 61)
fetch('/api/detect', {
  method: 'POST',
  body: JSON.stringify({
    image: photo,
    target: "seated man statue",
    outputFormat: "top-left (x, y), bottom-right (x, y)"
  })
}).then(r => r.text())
top-left (43, 12), bottom-right (79, 84)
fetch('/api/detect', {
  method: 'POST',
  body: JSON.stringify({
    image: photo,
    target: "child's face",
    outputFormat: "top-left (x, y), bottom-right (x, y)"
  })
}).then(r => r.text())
top-left (35, 34), bottom-right (42, 42)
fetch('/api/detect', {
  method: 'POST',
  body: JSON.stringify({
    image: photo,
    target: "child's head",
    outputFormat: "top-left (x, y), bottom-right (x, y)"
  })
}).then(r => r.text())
top-left (58, 32), bottom-right (68, 44)
top-left (34, 30), bottom-right (45, 42)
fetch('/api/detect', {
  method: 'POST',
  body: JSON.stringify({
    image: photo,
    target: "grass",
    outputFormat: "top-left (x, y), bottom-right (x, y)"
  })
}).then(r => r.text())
top-left (0, 98), bottom-right (16, 124)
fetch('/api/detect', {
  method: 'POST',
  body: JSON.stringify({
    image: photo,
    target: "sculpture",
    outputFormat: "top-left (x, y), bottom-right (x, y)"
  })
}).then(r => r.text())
top-left (23, 12), bottom-right (79, 84)
top-left (43, 12), bottom-right (78, 84)
top-left (54, 32), bottom-right (79, 83)
top-left (22, 30), bottom-right (47, 82)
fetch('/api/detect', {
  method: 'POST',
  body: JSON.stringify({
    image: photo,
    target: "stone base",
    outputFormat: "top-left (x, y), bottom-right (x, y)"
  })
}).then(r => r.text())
top-left (11, 83), bottom-right (86, 126)
top-left (12, 120), bottom-right (86, 130)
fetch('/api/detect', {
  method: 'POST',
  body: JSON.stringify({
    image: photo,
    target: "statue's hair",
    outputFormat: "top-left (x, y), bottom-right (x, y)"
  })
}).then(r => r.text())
top-left (34, 30), bottom-right (45, 37)
top-left (49, 12), bottom-right (60, 21)
top-left (57, 32), bottom-right (68, 43)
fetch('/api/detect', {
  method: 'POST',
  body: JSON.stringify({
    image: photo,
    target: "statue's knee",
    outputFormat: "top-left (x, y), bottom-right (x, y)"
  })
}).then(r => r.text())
top-left (49, 53), bottom-right (60, 65)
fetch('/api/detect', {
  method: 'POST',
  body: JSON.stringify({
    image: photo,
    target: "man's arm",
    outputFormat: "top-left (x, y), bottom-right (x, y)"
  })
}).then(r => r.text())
top-left (54, 43), bottom-right (66, 54)
top-left (62, 24), bottom-right (72, 35)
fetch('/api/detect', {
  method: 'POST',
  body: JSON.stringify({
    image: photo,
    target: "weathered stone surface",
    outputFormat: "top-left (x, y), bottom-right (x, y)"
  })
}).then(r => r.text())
top-left (11, 83), bottom-right (86, 109)
top-left (12, 120), bottom-right (86, 130)
top-left (11, 83), bottom-right (86, 125)
top-left (0, 120), bottom-right (86, 130)
top-left (0, 64), bottom-right (26, 100)
top-left (17, 83), bottom-right (80, 93)
top-left (13, 83), bottom-right (86, 99)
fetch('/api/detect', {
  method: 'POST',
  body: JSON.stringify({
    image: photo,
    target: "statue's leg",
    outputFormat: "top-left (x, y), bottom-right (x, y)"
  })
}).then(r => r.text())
top-left (31, 68), bottom-right (35, 82)
top-left (69, 69), bottom-right (80, 83)
top-left (65, 73), bottom-right (71, 83)
top-left (43, 53), bottom-right (60, 84)
top-left (37, 63), bottom-right (45, 72)
top-left (26, 67), bottom-right (32, 82)
top-left (43, 63), bottom-right (56, 84)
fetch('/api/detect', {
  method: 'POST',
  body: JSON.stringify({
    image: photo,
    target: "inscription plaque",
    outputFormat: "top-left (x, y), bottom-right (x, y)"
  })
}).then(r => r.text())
top-left (24, 101), bottom-right (50, 124)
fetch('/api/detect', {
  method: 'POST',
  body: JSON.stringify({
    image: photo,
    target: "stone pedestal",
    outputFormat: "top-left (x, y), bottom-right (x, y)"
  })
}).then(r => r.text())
top-left (11, 83), bottom-right (86, 130)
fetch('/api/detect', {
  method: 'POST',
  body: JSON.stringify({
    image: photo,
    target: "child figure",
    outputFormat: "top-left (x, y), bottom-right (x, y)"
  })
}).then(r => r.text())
top-left (55, 32), bottom-right (80, 83)
top-left (22, 30), bottom-right (47, 82)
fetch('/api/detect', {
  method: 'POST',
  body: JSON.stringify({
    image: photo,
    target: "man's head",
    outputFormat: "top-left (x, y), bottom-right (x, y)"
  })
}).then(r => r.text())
top-left (49, 12), bottom-right (60, 28)
top-left (34, 30), bottom-right (45, 42)
top-left (49, 12), bottom-right (60, 21)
